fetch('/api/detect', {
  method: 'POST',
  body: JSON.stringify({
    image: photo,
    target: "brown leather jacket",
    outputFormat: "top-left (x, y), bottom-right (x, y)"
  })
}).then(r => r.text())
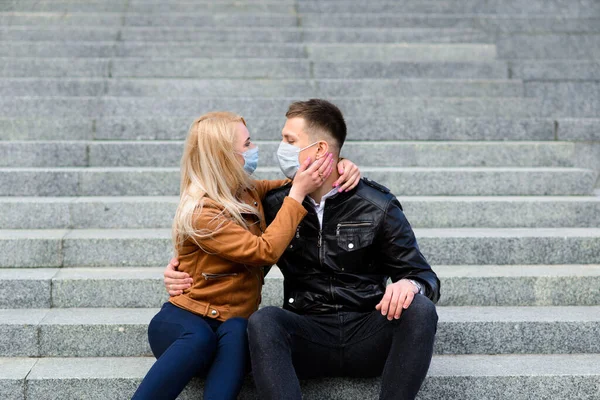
top-left (169, 179), bottom-right (306, 321)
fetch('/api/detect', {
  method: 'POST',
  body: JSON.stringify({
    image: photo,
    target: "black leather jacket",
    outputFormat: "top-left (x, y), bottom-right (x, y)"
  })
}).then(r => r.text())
top-left (263, 178), bottom-right (440, 315)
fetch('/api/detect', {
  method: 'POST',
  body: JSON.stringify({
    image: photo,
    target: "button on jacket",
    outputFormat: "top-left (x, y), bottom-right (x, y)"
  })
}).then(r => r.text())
top-left (170, 179), bottom-right (306, 322)
top-left (262, 179), bottom-right (440, 315)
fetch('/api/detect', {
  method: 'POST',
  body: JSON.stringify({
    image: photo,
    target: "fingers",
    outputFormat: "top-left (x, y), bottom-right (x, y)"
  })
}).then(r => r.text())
top-left (402, 291), bottom-right (415, 312)
top-left (296, 156), bottom-right (312, 174)
top-left (377, 283), bottom-right (416, 320)
top-left (304, 154), bottom-right (328, 174)
top-left (378, 286), bottom-right (393, 316)
top-left (337, 169), bottom-right (360, 193)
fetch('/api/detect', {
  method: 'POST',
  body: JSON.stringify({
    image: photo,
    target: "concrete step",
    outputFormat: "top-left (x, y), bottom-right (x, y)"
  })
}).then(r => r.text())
top-left (2, 354), bottom-right (600, 399)
top-left (0, 26), bottom-right (493, 44)
top-left (1, 228), bottom-right (600, 267)
top-left (2, 195), bottom-right (600, 229)
top-left (4, 116), bottom-right (579, 141)
top-left (0, 58), bottom-right (511, 79)
top-left (300, 14), bottom-right (600, 33)
top-left (0, 1), bottom-right (295, 13)
top-left (1, 140), bottom-right (576, 168)
top-left (2, 306), bottom-right (599, 357)
top-left (0, 26), bottom-right (492, 44)
top-left (496, 33), bottom-right (600, 60)
top-left (510, 61), bottom-right (600, 81)
top-left (0, 96), bottom-right (551, 117)
top-left (0, 166), bottom-right (596, 196)
top-left (305, 44), bottom-right (496, 61)
top-left (4, 12), bottom-right (600, 33)
top-left (0, 11), bottom-right (298, 28)
top-left (0, 78), bottom-right (524, 98)
top-left (2, 265), bottom-right (600, 309)
top-left (296, 0), bottom-right (600, 16)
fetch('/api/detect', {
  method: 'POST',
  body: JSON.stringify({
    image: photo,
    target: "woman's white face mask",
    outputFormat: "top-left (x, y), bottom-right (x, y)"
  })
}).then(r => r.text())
top-left (276, 141), bottom-right (318, 179)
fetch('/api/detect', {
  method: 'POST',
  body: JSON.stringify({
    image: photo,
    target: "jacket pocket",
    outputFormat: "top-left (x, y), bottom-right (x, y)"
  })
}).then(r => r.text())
top-left (336, 221), bottom-right (375, 251)
top-left (201, 272), bottom-right (239, 280)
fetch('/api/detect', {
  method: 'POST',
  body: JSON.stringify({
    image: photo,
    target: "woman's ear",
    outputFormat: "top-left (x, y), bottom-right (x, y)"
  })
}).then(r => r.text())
top-left (315, 141), bottom-right (329, 159)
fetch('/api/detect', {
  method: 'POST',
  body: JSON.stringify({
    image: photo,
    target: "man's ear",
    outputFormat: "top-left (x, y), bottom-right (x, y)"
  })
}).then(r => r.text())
top-left (314, 140), bottom-right (329, 159)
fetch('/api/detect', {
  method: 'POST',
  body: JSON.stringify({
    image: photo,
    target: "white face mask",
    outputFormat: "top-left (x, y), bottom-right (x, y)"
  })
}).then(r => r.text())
top-left (276, 141), bottom-right (318, 179)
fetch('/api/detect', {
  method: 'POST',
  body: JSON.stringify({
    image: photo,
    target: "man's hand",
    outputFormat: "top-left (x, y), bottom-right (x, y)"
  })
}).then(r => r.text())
top-left (333, 159), bottom-right (361, 193)
top-left (164, 257), bottom-right (193, 296)
top-left (375, 279), bottom-right (419, 321)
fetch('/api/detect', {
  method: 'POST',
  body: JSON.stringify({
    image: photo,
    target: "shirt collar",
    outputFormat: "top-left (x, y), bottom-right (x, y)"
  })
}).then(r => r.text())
top-left (308, 187), bottom-right (340, 207)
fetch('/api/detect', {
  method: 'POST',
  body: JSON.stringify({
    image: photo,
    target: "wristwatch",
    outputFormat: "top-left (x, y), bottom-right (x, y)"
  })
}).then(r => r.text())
top-left (408, 279), bottom-right (423, 294)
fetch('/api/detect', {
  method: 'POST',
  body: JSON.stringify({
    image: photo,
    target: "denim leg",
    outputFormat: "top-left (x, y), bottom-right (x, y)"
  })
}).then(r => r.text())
top-left (202, 317), bottom-right (249, 400)
top-left (247, 306), bottom-right (340, 400)
top-left (132, 303), bottom-right (218, 400)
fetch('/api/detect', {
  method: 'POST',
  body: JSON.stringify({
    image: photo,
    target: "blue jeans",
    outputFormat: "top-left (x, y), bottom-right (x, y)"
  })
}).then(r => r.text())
top-left (132, 302), bottom-right (249, 400)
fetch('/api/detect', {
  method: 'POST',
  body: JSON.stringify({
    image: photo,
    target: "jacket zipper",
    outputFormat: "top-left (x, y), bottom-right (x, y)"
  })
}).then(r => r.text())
top-left (202, 272), bottom-right (239, 280)
top-left (336, 222), bottom-right (372, 236)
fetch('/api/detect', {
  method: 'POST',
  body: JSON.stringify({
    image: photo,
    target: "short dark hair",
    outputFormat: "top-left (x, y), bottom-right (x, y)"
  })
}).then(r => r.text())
top-left (286, 99), bottom-right (347, 150)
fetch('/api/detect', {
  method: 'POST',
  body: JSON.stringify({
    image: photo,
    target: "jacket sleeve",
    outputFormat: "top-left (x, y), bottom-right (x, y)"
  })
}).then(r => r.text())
top-left (253, 179), bottom-right (292, 200)
top-left (378, 198), bottom-right (441, 303)
top-left (192, 197), bottom-right (307, 267)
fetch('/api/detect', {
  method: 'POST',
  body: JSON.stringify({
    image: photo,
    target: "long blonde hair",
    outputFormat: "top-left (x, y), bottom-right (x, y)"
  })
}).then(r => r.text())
top-left (172, 111), bottom-right (260, 254)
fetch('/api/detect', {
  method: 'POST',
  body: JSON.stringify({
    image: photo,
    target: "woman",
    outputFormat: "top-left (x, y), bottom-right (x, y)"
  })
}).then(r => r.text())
top-left (132, 112), bottom-right (359, 399)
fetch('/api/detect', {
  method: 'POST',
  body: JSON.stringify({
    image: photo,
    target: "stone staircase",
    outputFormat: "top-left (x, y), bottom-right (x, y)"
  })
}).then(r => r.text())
top-left (1, 0), bottom-right (600, 399)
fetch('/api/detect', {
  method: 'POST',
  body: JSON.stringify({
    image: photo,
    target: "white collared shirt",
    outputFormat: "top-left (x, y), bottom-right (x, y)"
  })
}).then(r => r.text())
top-left (307, 187), bottom-right (340, 228)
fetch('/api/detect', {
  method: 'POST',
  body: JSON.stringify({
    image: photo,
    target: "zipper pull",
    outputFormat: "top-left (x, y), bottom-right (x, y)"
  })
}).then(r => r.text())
top-left (336, 224), bottom-right (341, 236)
top-left (296, 226), bottom-right (300, 239)
top-left (318, 231), bottom-right (322, 248)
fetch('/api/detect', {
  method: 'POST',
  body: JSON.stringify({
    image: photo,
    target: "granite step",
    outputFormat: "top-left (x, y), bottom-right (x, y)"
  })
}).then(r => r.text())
top-left (0, 166), bottom-right (596, 196)
top-left (7, 116), bottom-right (593, 142)
top-left (0, 1), bottom-right (295, 13)
top-left (0, 165), bottom-right (593, 197)
top-left (1, 228), bottom-right (600, 267)
top-left (2, 196), bottom-right (600, 230)
top-left (0, 26), bottom-right (493, 44)
top-left (0, 78), bottom-right (524, 98)
top-left (2, 306), bottom-right (600, 357)
top-left (2, 265), bottom-right (600, 309)
top-left (299, 14), bottom-right (600, 33)
top-left (0, 58), bottom-right (511, 79)
top-left (1, 140), bottom-right (576, 168)
top-left (296, 0), bottom-right (600, 16)
top-left (2, 354), bottom-right (600, 399)
top-left (0, 96), bottom-right (552, 117)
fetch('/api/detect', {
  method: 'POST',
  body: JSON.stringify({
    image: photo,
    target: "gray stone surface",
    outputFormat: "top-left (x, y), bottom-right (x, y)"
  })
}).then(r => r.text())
top-left (0, 141), bottom-right (87, 167)
top-left (511, 61), bottom-right (600, 80)
top-left (3, 78), bottom-right (523, 98)
top-left (0, 268), bottom-right (56, 308)
top-left (307, 43), bottom-right (496, 62)
top-left (87, 140), bottom-right (571, 168)
top-left (0, 97), bottom-right (549, 117)
top-left (497, 34), bottom-right (600, 59)
top-left (0, 118), bottom-right (94, 141)
top-left (0, 358), bottom-right (37, 400)
top-left (313, 61), bottom-right (509, 79)
top-left (0, 197), bottom-right (72, 229)
top-left (436, 306), bottom-right (600, 354)
top-left (0, 230), bottom-right (66, 268)
top-left (415, 228), bottom-right (600, 265)
top-left (0, 168), bottom-right (80, 196)
top-left (302, 28), bottom-right (491, 44)
top-left (52, 267), bottom-right (168, 308)
top-left (525, 82), bottom-right (600, 118)
top-left (558, 119), bottom-right (600, 141)
top-left (5, 195), bottom-right (600, 230)
top-left (62, 229), bottom-right (172, 267)
top-left (0, 42), bottom-right (305, 58)
top-left (435, 265), bottom-right (600, 306)
top-left (300, 14), bottom-right (600, 32)
top-left (0, 58), bottom-right (110, 78)
top-left (93, 116), bottom-right (556, 141)
top-left (21, 355), bottom-right (600, 400)
top-left (0, 26), bottom-right (118, 41)
top-left (69, 196), bottom-right (177, 229)
top-left (38, 308), bottom-right (155, 357)
top-left (297, 0), bottom-right (600, 15)
top-left (0, 309), bottom-right (47, 356)
top-left (118, 27), bottom-right (303, 42)
top-left (2, 166), bottom-right (595, 196)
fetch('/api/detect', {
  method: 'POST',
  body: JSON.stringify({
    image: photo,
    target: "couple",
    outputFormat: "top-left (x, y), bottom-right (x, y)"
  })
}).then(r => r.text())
top-left (133, 99), bottom-right (440, 400)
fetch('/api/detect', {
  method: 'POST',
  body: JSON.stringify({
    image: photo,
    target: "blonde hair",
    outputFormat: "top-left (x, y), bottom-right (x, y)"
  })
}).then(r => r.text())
top-left (172, 111), bottom-right (260, 254)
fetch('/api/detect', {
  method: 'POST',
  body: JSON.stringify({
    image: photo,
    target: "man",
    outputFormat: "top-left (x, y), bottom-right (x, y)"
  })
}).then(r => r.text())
top-left (164, 99), bottom-right (440, 400)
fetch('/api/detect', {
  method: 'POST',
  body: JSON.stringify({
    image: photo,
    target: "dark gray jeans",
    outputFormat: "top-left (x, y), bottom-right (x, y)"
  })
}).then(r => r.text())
top-left (247, 295), bottom-right (438, 400)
